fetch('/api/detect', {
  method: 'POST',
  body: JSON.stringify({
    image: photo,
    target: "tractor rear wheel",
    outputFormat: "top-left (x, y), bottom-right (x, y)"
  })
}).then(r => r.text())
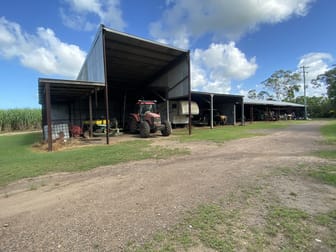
top-left (128, 117), bottom-right (137, 133)
top-left (161, 121), bottom-right (172, 136)
top-left (139, 121), bottom-right (150, 138)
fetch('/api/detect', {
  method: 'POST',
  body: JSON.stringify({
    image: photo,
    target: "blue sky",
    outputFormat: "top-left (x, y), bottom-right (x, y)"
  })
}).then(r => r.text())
top-left (0, 0), bottom-right (335, 109)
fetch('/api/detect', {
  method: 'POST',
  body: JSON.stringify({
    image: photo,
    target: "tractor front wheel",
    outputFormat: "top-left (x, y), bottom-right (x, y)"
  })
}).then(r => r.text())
top-left (161, 121), bottom-right (172, 136)
top-left (139, 121), bottom-right (150, 138)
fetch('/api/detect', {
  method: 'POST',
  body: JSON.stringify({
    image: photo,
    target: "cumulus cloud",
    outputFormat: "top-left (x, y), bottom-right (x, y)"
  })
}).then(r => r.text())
top-left (150, 0), bottom-right (314, 94)
top-left (60, 0), bottom-right (126, 31)
top-left (150, 0), bottom-right (314, 48)
top-left (0, 16), bottom-right (86, 78)
top-left (191, 42), bottom-right (258, 93)
top-left (297, 52), bottom-right (333, 97)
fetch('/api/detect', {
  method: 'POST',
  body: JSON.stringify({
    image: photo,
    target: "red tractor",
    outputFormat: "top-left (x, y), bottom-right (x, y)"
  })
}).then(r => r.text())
top-left (128, 100), bottom-right (172, 138)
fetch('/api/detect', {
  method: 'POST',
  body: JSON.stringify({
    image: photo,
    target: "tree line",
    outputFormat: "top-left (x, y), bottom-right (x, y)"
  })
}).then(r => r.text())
top-left (247, 67), bottom-right (336, 118)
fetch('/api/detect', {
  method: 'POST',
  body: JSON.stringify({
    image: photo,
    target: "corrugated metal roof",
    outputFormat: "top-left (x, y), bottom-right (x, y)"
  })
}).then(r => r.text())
top-left (244, 98), bottom-right (304, 107)
top-left (191, 91), bottom-right (243, 98)
top-left (38, 78), bottom-right (105, 104)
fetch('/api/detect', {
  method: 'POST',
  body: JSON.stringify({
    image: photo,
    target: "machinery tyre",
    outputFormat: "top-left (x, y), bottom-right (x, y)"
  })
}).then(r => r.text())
top-left (128, 117), bottom-right (137, 134)
top-left (161, 121), bottom-right (172, 136)
top-left (139, 121), bottom-right (150, 138)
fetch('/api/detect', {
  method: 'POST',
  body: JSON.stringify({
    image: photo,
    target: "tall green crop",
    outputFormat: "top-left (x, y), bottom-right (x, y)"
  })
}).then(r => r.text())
top-left (0, 108), bottom-right (41, 132)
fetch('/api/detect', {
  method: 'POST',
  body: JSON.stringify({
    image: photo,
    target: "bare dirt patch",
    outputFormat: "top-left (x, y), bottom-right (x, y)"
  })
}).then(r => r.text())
top-left (0, 121), bottom-right (335, 251)
top-left (272, 175), bottom-right (336, 215)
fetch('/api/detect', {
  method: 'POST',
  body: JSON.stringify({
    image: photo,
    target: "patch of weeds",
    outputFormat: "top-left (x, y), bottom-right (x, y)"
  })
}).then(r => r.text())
top-left (309, 165), bottom-right (336, 187)
top-left (265, 205), bottom-right (313, 251)
top-left (315, 209), bottom-right (336, 227)
top-left (29, 184), bottom-right (37, 190)
top-left (314, 150), bottom-right (336, 160)
top-left (126, 176), bottom-right (335, 252)
top-left (246, 226), bottom-right (268, 251)
top-left (272, 166), bottom-right (295, 177)
top-left (126, 203), bottom-right (238, 252)
top-left (173, 230), bottom-right (194, 249)
top-left (240, 185), bottom-right (263, 201)
top-left (314, 210), bottom-right (336, 248)
top-left (151, 146), bottom-right (190, 160)
top-left (320, 121), bottom-right (336, 145)
top-left (186, 204), bottom-right (238, 251)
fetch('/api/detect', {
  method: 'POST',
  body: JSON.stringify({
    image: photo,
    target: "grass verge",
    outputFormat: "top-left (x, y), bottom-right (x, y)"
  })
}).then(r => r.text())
top-left (314, 120), bottom-right (336, 160)
top-left (320, 120), bottom-right (336, 145)
top-left (309, 165), bottom-right (336, 187)
top-left (127, 190), bottom-right (335, 252)
top-left (175, 121), bottom-right (306, 142)
top-left (126, 170), bottom-right (336, 252)
top-left (0, 133), bottom-right (188, 186)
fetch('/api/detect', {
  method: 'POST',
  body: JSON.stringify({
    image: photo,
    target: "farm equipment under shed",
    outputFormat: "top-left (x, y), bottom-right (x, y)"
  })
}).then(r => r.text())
top-left (80, 119), bottom-right (122, 137)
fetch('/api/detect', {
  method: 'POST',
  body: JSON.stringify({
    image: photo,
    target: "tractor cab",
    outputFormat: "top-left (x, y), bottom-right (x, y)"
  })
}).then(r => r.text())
top-left (137, 100), bottom-right (157, 116)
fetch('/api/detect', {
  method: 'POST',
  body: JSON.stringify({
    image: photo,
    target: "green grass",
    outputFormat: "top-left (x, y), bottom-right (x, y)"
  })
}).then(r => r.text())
top-left (175, 121), bottom-right (306, 143)
top-left (0, 132), bottom-right (188, 186)
top-left (320, 120), bottom-right (336, 144)
top-left (309, 165), bottom-right (336, 186)
top-left (315, 120), bottom-right (336, 159)
top-left (265, 206), bottom-right (312, 251)
top-left (126, 194), bottom-right (318, 252)
top-left (174, 125), bottom-right (255, 142)
top-left (314, 150), bottom-right (336, 159)
top-left (0, 120), bottom-right (311, 186)
top-left (127, 192), bottom-right (335, 252)
top-left (315, 121), bottom-right (335, 157)
top-left (315, 210), bottom-right (336, 248)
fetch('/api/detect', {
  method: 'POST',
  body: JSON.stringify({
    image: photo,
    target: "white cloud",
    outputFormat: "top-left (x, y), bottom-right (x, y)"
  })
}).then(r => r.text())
top-left (0, 17), bottom-right (86, 78)
top-left (60, 0), bottom-right (126, 31)
top-left (297, 52), bottom-right (333, 97)
top-left (191, 42), bottom-right (258, 93)
top-left (151, 0), bottom-right (313, 95)
top-left (150, 0), bottom-right (314, 48)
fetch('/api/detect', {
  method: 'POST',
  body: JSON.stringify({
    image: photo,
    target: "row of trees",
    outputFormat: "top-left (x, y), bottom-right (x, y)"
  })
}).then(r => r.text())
top-left (247, 67), bottom-right (336, 118)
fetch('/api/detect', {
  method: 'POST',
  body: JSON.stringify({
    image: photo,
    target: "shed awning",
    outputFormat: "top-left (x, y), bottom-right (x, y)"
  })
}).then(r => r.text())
top-left (191, 91), bottom-right (243, 103)
top-left (38, 78), bottom-right (105, 104)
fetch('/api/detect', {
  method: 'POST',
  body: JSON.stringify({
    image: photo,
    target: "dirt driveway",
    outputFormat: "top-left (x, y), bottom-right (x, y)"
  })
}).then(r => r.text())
top-left (0, 121), bottom-right (334, 251)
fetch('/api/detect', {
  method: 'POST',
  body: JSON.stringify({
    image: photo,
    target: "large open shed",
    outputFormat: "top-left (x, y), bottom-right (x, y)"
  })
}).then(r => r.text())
top-left (189, 91), bottom-right (244, 126)
top-left (39, 25), bottom-right (191, 151)
top-left (242, 99), bottom-right (305, 121)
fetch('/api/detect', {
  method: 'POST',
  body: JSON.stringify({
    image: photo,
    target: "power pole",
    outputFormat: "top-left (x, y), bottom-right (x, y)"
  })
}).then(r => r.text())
top-left (301, 66), bottom-right (309, 120)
